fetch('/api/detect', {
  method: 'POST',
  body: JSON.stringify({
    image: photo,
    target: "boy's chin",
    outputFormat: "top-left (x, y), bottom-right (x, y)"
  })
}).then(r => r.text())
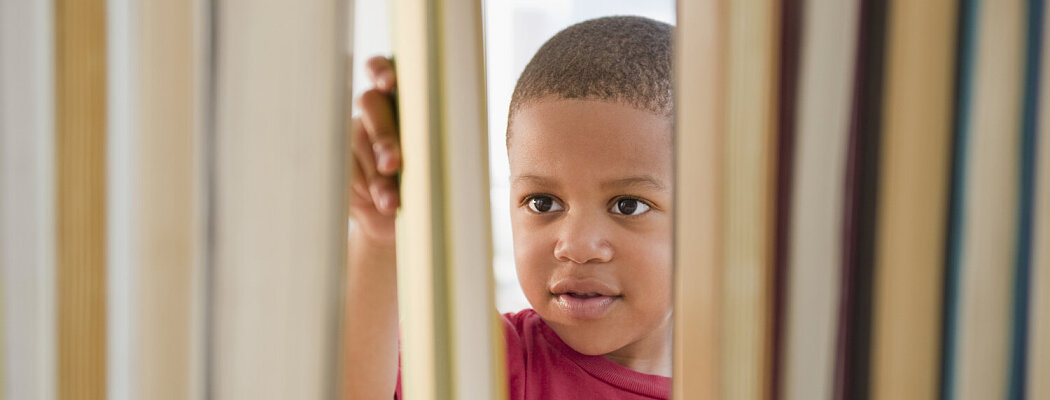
top-left (543, 316), bottom-right (633, 356)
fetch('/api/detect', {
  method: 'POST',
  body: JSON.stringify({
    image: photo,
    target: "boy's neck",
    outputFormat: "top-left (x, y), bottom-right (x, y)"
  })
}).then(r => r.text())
top-left (600, 316), bottom-right (673, 377)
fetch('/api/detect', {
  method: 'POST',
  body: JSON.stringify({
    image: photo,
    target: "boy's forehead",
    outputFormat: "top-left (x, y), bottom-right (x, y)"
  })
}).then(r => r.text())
top-left (508, 98), bottom-right (672, 184)
top-left (508, 98), bottom-right (671, 149)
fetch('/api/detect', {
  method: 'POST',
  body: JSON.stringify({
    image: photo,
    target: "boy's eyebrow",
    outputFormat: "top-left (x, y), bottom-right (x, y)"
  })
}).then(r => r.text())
top-left (512, 174), bottom-right (667, 191)
top-left (601, 175), bottom-right (667, 191)
top-left (512, 175), bottom-right (558, 187)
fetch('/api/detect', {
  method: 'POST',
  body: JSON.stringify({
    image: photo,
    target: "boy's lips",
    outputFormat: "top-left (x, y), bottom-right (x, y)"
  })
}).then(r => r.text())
top-left (553, 293), bottom-right (619, 319)
top-left (549, 278), bottom-right (621, 319)
top-left (549, 278), bottom-right (620, 297)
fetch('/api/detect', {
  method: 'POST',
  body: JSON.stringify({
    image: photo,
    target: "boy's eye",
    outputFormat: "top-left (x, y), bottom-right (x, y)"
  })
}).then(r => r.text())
top-left (527, 196), bottom-right (564, 213)
top-left (610, 198), bottom-right (650, 216)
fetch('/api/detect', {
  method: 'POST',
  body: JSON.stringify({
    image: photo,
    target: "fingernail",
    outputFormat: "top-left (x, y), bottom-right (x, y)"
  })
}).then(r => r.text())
top-left (376, 152), bottom-right (390, 172)
top-left (373, 143), bottom-right (392, 170)
top-left (379, 192), bottom-right (392, 211)
top-left (378, 75), bottom-right (390, 89)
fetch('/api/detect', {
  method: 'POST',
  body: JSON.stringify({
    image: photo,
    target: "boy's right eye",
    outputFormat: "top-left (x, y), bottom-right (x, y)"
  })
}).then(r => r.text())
top-left (526, 195), bottom-right (564, 213)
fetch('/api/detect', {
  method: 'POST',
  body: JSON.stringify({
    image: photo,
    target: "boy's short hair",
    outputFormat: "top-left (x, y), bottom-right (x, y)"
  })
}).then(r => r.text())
top-left (508, 15), bottom-right (673, 139)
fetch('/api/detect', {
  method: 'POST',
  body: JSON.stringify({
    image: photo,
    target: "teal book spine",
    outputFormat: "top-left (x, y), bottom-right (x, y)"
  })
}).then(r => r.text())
top-left (1009, 0), bottom-right (1044, 398)
top-left (940, 0), bottom-right (978, 398)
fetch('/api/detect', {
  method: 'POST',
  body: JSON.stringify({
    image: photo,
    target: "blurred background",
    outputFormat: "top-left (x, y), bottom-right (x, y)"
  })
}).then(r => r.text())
top-left (4, 0), bottom-right (1048, 399)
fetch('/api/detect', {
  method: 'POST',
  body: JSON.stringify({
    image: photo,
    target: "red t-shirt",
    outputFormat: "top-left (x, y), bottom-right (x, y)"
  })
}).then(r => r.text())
top-left (396, 308), bottom-right (670, 399)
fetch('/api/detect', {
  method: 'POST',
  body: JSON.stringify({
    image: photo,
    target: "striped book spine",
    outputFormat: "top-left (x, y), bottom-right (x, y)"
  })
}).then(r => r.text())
top-left (945, 1), bottom-right (1027, 399)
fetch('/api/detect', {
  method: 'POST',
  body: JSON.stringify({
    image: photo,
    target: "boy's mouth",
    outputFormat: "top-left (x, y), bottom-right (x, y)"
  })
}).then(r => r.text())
top-left (549, 278), bottom-right (621, 319)
top-left (552, 293), bottom-right (619, 319)
top-left (549, 278), bottom-right (620, 297)
top-left (565, 292), bottom-right (603, 299)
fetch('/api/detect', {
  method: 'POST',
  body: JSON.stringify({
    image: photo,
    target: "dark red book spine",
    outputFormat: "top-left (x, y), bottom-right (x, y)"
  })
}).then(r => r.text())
top-left (772, 0), bottom-right (802, 398)
top-left (834, 0), bottom-right (888, 399)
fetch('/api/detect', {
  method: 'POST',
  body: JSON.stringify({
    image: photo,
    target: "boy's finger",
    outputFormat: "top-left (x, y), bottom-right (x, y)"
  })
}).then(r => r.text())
top-left (351, 118), bottom-right (379, 183)
top-left (357, 89), bottom-right (401, 175)
top-left (350, 153), bottom-right (377, 211)
top-left (350, 154), bottom-right (369, 200)
top-left (369, 176), bottom-right (400, 215)
top-left (365, 56), bottom-right (397, 92)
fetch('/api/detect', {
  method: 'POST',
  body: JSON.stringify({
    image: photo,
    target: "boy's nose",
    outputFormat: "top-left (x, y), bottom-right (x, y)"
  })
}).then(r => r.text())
top-left (552, 214), bottom-right (614, 264)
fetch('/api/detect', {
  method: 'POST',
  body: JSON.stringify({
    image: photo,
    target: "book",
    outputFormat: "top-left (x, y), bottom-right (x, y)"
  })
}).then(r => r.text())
top-left (835, 0), bottom-right (888, 398)
top-left (771, 0), bottom-right (801, 397)
top-left (722, 1), bottom-right (780, 399)
top-left (1008, 0), bottom-right (1045, 397)
top-left (944, 1), bottom-right (1027, 399)
top-left (0, 1), bottom-right (58, 399)
top-left (390, 0), bottom-right (503, 398)
top-left (54, 1), bottom-right (108, 398)
top-left (868, 1), bottom-right (957, 399)
top-left (210, 1), bottom-right (349, 398)
top-left (106, 1), bottom-right (207, 398)
top-left (1025, 0), bottom-right (1050, 398)
top-left (779, 0), bottom-right (859, 399)
top-left (672, 1), bottom-right (726, 399)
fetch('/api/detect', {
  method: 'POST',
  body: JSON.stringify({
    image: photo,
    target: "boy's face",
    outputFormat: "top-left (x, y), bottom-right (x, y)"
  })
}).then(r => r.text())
top-left (508, 98), bottom-right (673, 363)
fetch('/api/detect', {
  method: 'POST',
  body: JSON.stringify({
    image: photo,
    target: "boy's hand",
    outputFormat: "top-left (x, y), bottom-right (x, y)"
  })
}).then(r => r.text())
top-left (349, 56), bottom-right (401, 244)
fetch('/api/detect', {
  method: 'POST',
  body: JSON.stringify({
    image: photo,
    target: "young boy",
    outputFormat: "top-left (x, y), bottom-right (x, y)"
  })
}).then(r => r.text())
top-left (346, 16), bottom-right (674, 399)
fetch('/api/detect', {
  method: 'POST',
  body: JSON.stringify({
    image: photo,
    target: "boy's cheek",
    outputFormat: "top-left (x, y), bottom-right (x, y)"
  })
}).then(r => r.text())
top-left (510, 217), bottom-right (556, 252)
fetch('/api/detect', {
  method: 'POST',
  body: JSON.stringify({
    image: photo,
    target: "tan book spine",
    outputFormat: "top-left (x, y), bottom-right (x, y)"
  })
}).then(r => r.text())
top-left (723, 1), bottom-right (780, 399)
top-left (673, 1), bottom-right (726, 399)
top-left (55, 0), bottom-right (108, 398)
top-left (869, 1), bottom-right (958, 399)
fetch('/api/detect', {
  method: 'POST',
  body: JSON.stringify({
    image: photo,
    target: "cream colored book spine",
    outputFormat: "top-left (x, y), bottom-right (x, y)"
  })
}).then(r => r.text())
top-left (0, 1), bottom-right (57, 399)
top-left (673, 0), bottom-right (726, 399)
top-left (209, 1), bottom-right (349, 398)
top-left (781, 0), bottom-right (858, 399)
top-left (105, 0), bottom-right (208, 398)
top-left (391, 0), bottom-right (504, 398)
top-left (869, 1), bottom-right (957, 399)
top-left (723, 1), bottom-right (780, 399)
top-left (952, 1), bottom-right (1026, 399)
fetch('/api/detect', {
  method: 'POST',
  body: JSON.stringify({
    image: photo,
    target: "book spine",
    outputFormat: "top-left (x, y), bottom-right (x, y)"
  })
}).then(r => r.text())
top-left (772, 0), bottom-right (802, 397)
top-left (939, 0), bottom-right (978, 397)
top-left (834, 0), bottom-right (888, 398)
top-left (1009, 0), bottom-right (1045, 398)
top-left (1027, 1), bottom-right (1050, 398)
top-left (951, 1), bottom-right (1026, 399)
